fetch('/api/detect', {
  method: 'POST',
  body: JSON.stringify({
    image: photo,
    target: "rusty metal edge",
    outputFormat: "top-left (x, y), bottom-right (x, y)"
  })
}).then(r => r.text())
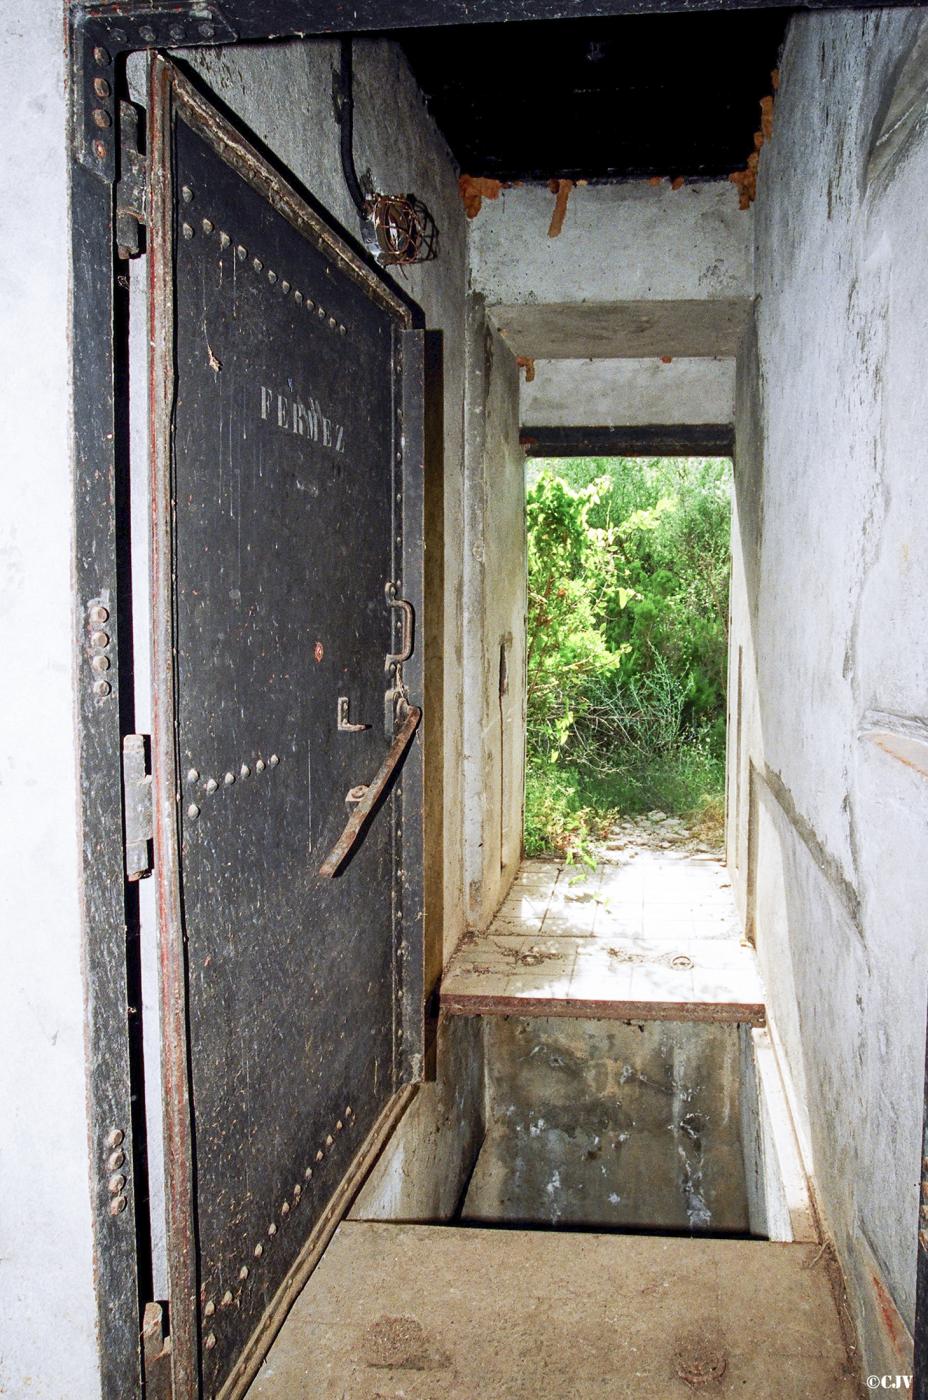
top-left (398, 328), bottom-right (426, 1085)
top-left (148, 54), bottom-right (201, 1400)
top-left (216, 1084), bottom-right (418, 1400)
top-left (166, 64), bottom-right (413, 329)
top-left (440, 993), bottom-right (766, 1026)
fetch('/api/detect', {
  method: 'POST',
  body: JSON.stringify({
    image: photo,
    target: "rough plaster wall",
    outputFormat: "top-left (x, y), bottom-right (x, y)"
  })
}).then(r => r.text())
top-left (349, 1015), bottom-right (485, 1221)
top-left (739, 1024), bottom-right (810, 1244)
top-left (521, 357), bottom-right (735, 428)
top-left (739, 1023), bottom-right (769, 1239)
top-left (469, 180), bottom-right (753, 307)
top-left (179, 39), bottom-right (468, 974)
top-left (0, 5), bottom-right (102, 1396)
top-left (462, 300), bottom-right (526, 931)
top-left (730, 9), bottom-right (928, 1372)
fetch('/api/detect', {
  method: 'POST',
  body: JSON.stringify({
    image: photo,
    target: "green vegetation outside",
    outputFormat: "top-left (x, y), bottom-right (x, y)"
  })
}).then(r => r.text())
top-left (524, 455), bottom-right (732, 864)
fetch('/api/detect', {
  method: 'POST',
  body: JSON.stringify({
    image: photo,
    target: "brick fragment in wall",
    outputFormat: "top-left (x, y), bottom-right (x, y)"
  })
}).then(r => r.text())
top-left (547, 179), bottom-right (574, 238)
top-left (729, 71), bottom-right (779, 210)
top-left (459, 175), bottom-right (505, 219)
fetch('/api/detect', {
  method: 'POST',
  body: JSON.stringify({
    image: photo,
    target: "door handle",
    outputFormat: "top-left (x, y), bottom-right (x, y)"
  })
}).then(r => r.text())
top-left (319, 703), bottom-right (421, 878)
top-left (385, 581), bottom-right (414, 667)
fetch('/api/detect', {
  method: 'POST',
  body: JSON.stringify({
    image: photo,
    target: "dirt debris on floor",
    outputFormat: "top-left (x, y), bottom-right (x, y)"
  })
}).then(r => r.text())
top-left (672, 1329), bottom-right (729, 1389)
top-left (362, 1315), bottom-right (449, 1372)
top-left (599, 811), bottom-right (724, 860)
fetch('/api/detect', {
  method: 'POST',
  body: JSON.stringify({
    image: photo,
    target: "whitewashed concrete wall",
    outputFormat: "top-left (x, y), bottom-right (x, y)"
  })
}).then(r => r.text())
top-left (464, 158), bottom-right (755, 940)
top-left (729, 9), bottom-right (928, 1375)
top-left (462, 300), bottom-right (526, 930)
top-left (521, 356), bottom-right (735, 428)
top-left (182, 38), bottom-right (469, 976)
top-left (0, 4), bottom-right (102, 1396)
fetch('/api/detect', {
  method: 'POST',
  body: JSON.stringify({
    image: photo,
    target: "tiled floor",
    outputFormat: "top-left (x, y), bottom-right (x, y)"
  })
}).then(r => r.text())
top-left (441, 849), bottom-right (765, 1023)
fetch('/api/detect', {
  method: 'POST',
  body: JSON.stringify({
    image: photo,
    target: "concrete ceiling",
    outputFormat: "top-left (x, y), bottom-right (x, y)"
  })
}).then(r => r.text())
top-left (401, 12), bottom-right (790, 183)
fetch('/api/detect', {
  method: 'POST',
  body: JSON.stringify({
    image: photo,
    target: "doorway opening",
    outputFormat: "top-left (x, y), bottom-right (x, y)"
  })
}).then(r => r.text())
top-left (523, 453), bottom-right (734, 867)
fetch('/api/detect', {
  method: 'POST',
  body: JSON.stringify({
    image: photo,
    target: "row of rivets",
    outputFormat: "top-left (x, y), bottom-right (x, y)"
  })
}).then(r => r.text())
top-left (178, 192), bottom-right (348, 337)
top-left (89, 42), bottom-right (113, 163)
top-left (86, 600), bottom-right (113, 700)
top-left (104, 1126), bottom-right (128, 1216)
top-left (88, 16), bottom-right (224, 165)
top-left (186, 754), bottom-right (280, 820)
top-left (200, 1108), bottom-right (354, 1330)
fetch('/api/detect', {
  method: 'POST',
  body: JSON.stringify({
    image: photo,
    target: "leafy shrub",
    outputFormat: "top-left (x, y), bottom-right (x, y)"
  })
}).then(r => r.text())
top-left (525, 472), bottom-right (628, 760)
top-left (523, 762), bottom-right (612, 865)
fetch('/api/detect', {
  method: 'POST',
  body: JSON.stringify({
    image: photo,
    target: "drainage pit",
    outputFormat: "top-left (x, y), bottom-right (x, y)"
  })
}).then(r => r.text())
top-left (351, 1013), bottom-right (806, 1242)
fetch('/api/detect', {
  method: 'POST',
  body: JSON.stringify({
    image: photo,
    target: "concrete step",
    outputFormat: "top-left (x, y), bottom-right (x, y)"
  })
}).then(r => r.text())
top-left (247, 1222), bottom-right (858, 1398)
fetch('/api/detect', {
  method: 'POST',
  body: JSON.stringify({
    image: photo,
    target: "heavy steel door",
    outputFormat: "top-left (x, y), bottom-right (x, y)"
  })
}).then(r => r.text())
top-left (148, 61), bottom-right (423, 1399)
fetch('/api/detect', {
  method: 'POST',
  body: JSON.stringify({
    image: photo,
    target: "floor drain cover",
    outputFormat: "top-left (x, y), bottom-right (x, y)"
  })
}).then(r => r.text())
top-left (671, 953), bottom-right (694, 970)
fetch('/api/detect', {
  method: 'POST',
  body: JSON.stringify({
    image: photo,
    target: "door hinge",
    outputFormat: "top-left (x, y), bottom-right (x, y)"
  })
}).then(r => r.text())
top-left (116, 101), bottom-right (147, 260)
top-left (142, 1301), bottom-right (173, 1400)
top-left (122, 734), bottom-right (153, 881)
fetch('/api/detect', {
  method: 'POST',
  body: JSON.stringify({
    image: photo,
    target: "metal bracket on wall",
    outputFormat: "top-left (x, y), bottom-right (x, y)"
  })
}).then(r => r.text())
top-left (122, 734), bottom-right (154, 881)
top-left (70, 2), bottom-right (237, 182)
top-left (115, 101), bottom-right (148, 257)
top-left (142, 1302), bottom-right (173, 1400)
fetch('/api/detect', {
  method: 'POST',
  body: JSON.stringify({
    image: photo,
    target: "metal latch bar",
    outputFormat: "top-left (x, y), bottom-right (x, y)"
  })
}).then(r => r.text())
top-left (319, 705), bottom-right (421, 879)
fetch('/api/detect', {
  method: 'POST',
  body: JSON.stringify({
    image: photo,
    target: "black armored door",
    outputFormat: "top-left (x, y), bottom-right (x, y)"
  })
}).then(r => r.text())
top-left (148, 61), bottom-right (424, 1399)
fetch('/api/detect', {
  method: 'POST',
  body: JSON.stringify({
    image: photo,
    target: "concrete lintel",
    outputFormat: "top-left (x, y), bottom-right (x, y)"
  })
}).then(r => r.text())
top-left (521, 357), bottom-right (736, 428)
top-left (490, 298), bottom-right (752, 360)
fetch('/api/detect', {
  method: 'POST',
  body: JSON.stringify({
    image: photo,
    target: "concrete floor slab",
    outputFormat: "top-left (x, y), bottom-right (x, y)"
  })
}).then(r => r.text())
top-left (442, 850), bottom-right (764, 1024)
top-left (246, 1223), bottom-right (858, 1398)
